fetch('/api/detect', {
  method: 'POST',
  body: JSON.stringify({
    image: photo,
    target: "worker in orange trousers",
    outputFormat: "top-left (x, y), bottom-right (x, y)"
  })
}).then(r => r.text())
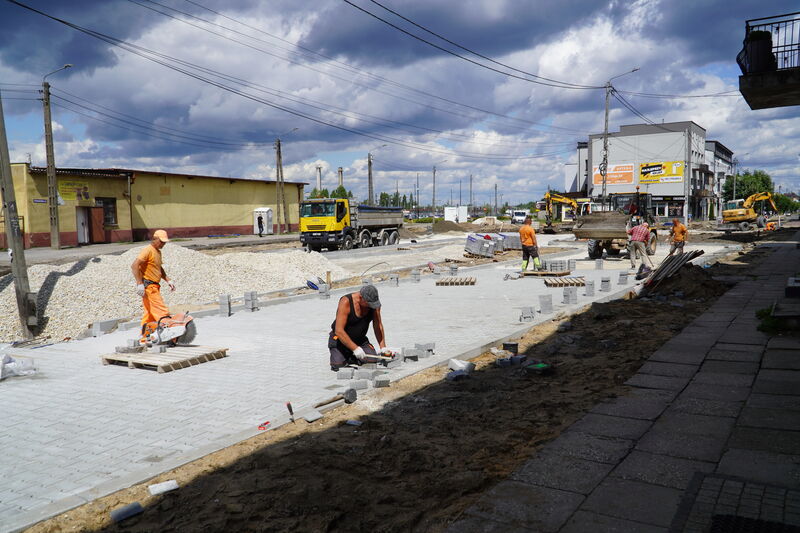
top-left (131, 229), bottom-right (175, 330)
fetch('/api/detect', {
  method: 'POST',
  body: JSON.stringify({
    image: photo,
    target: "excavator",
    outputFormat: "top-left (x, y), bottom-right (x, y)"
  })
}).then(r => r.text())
top-left (543, 192), bottom-right (578, 234)
top-left (721, 191), bottom-right (778, 231)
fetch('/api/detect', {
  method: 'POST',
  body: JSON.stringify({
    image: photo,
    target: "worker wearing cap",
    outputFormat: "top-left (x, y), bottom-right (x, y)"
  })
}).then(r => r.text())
top-left (667, 218), bottom-right (688, 256)
top-left (519, 216), bottom-right (542, 271)
top-left (627, 222), bottom-right (654, 270)
top-left (328, 284), bottom-right (389, 370)
top-left (131, 230), bottom-right (175, 329)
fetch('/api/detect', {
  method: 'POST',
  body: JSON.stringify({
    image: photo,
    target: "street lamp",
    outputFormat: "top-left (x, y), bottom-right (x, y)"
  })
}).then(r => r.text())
top-left (600, 67), bottom-right (640, 207)
top-left (432, 159), bottom-right (447, 214)
top-left (42, 63), bottom-right (73, 249)
top-left (367, 143), bottom-right (387, 205)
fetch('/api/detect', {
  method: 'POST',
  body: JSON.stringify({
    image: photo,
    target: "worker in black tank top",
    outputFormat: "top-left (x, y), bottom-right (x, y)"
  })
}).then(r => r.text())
top-left (329, 285), bottom-right (389, 370)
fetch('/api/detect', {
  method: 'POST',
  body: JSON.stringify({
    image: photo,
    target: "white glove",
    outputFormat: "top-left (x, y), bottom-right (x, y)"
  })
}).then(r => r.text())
top-left (352, 346), bottom-right (366, 361)
top-left (136, 284), bottom-right (145, 297)
top-left (167, 280), bottom-right (175, 291)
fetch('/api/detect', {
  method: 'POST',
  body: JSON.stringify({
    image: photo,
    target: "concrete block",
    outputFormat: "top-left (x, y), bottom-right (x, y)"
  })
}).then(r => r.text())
top-left (415, 342), bottom-right (435, 354)
top-left (511, 355), bottom-right (527, 365)
top-left (384, 358), bottom-right (402, 369)
top-left (618, 272), bottom-right (628, 285)
top-left (600, 277), bottom-right (611, 292)
top-left (403, 348), bottom-right (421, 361)
top-left (115, 345), bottom-right (143, 354)
top-left (374, 375), bottom-right (390, 388)
top-left (448, 359), bottom-right (475, 373)
top-left (539, 294), bottom-right (553, 314)
top-left (349, 379), bottom-right (369, 390)
top-left (111, 502), bottom-right (143, 523)
top-left (148, 345), bottom-right (166, 354)
top-left (596, 259), bottom-right (603, 270)
top-left (495, 357), bottom-right (512, 368)
top-left (568, 259), bottom-right (577, 270)
top-left (520, 306), bottom-right (535, 322)
top-left (446, 369), bottom-right (470, 381)
top-left (361, 363), bottom-right (377, 369)
top-left (318, 283), bottom-right (330, 299)
top-left (585, 280), bottom-right (595, 297)
top-left (303, 409), bottom-right (323, 423)
top-left (127, 338), bottom-right (139, 348)
top-left (355, 369), bottom-right (377, 380)
top-left (337, 368), bottom-right (354, 380)
top-left (218, 294), bottom-right (232, 317)
top-left (244, 290), bottom-right (260, 311)
top-left (91, 319), bottom-right (119, 337)
top-left (148, 480), bottom-right (179, 496)
top-left (318, 399), bottom-right (345, 413)
top-left (411, 269), bottom-right (421, 282)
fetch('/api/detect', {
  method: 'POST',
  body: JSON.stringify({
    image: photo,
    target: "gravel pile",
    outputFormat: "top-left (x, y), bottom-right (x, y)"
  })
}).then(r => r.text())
top-left (0, 246), bottom-right (351, 343)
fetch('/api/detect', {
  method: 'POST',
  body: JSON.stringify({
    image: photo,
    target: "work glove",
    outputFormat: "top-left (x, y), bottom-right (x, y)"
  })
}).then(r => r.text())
top-left (352, 346), bottom-right (366, 361)
top-left (167, 280), bottom-right (175, 291)
top-left (136, 284), bottom-right (145, 297)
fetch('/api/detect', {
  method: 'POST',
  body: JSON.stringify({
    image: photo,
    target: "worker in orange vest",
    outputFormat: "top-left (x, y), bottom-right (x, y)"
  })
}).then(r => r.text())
top-left (131, 230), bottom-right (175, 337)
top-left (519, 216), bottom-right (542, 271)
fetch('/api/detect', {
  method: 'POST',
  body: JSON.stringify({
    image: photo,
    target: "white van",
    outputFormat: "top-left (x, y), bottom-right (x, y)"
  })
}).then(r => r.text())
top-left (511, 209), bottom-right (530, 224)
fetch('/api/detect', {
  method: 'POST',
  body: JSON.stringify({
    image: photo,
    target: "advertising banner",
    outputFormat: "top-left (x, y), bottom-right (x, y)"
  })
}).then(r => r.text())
top-left (592, 164), bottom-right (634, 185)
top-left (640, 161), bottom-right (684, 184)
top-left (58, 180), bottom-right (90, 201)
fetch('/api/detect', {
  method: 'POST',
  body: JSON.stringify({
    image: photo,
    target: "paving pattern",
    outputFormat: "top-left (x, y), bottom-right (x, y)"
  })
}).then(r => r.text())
top-left (447, 236), bottom-right (800, 532)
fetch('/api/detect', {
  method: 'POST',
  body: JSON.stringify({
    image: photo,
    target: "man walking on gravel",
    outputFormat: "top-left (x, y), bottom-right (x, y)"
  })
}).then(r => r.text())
top-left (667, 218), bottom-right (688, 256)
top-left (627, 221), bottom-right (654, 270)
top-left (131, 230), bottom-right (175, 330)
top-left (519, 216), bottom-right (542, 271)
top-left (328, 284), bottom-right (390, 370)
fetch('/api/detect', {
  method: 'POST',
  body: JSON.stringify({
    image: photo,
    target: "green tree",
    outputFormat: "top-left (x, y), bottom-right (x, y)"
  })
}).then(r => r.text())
top-left (723, 169), bottom-right (773, 201)
top-left (774, 193), bottom-right (800, 213)
top-left (308, 188), bottom-right (330, 199)
top-left (330, 185), bottom-right (349, 199)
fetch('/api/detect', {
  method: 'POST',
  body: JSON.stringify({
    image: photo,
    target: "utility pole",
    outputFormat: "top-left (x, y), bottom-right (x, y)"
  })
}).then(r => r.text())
top-left (469, 173), bottom-right (473, 213)
top-left (274, 138), bottom-right (288, 234)
top-left (494, 183), bottom-right (498, 216)
top-left (367, 152), bottom-right (374, 205)
top-left (41, 64), bottom-right (72, 249)
top-left (337, 167), bottom-right (343, 188)
top-left (415, 172), bottom-right (419, 219)
top-left (600, 67), bottom-right (639, 208)
top-left (459, 180), bottom-right (462, 206)
top-left (432, 165), bottom-right (437, 212)
top-left (315, 165), bottom-right (322, 192)
top-left (0, 94), bottom-right (36, 339)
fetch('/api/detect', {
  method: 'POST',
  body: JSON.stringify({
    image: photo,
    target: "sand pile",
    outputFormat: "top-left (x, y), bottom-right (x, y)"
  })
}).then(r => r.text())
top-left (431, 220), bottom-right (464, 233)
top-left (0, 246), bottom-right (351, 342)
top-left (650, 264), bottom-right (729, 300)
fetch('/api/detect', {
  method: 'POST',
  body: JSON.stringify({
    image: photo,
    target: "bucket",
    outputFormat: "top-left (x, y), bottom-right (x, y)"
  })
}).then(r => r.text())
top-left (502, 342), bottom-right (518, 355)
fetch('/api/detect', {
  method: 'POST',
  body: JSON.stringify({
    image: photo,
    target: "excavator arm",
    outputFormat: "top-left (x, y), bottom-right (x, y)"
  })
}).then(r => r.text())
top-left (742, 191), bottom-right (777, 211)
top-left (544, 192), bottom-right (578, 218)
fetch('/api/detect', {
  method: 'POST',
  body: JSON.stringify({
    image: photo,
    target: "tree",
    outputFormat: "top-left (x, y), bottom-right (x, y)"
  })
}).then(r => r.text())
top-left (723, 169), bottom-right (773, 201)
top-left (308, 188), bottom-right (329, 199)
top-left (402, 194), bottom-right (408, 208)
top-left (774, 193), bottom-right (800, 213)
top-left (330, 185), bottom-right (348, 199)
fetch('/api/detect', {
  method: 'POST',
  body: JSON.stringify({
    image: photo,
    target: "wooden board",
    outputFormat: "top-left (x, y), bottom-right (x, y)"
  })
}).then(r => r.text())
top-left (521, 270), bottom-right (571, 277)
top-left (101, 345), bottom-right (228, 373)
top-left (435, 276), bottom-right (476, 286)
top-left (544, 276), bottom-right (586, 288)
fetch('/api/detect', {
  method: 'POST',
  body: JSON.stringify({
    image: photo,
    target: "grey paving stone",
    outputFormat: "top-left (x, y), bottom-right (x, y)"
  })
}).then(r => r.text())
top-left (720, 329), bottom-right (770, 346)
top-left (582, 478), bottom-right (683, 527)
top-left (753, 376), bottom-right (800, 396)
top-left (706, 348), bottom-right (763, 362)
top-left (667, 397), bottom-right (743, 418)
top-left (568, 413), bottom-right (651, 440)
top-left (768, 337), bottom-right (800, 350)
top-left (651, 412), bottom-right (734, 438)
top-left (639, 361), bottom-right (698, 378)
top-left (692, 372), bottom-right (754, 388)
top-left (466, 481), bottom-right (583, 532)
top-left (729, 427), bottom-right (800, 456)
top-left (764, 350), bottom-right (800, 370)
top-left (542, 432), bottom-right (634, 464)
top-left (700, 360), bottom-right (760, 375)
top-left (610, 450), bottom-right (715, 490)
top-left (636, 430), bottom-right (726, 462)
top-left (760, 369), bottom-right (800, 383)
top-left (625, 374), bottom-right (690, 391)
top-left (510, 449), bottom-right (613, 495)
top-left (444, 515), bottom-right (535, 532)
top-left (560, 510), bottom-right (668, 533)
top-left (747, 393), bottom-right (800, 411)
top-left (738, 407), bottom-right (800, 431)
top-left (679, 383), bottom-right (751, 402)
top-left (649, 347), bottom-right (708, 365)
top-left (718, 449), bottom-right (800, 487)
top-left (590, 396), bottom-right (670, 421)
top-left (714, 344), bottom-right (764, 355)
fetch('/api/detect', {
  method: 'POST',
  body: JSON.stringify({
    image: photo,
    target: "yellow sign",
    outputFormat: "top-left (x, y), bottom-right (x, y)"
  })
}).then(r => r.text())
top-left (592, 164), bottom-right (634, 185)
top-left (58, 180), bottom-right (90, 201)
top-left (640, 161), bottom-right (684, 184)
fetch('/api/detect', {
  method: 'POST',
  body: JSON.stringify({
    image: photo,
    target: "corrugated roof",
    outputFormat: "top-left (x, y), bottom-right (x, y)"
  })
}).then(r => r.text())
top-left (27, 165), bottom-right (307, 186)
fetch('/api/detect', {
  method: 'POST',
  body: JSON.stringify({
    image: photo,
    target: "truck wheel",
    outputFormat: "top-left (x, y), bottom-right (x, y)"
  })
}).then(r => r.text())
top-left (379, 232), bottom-right (390, 246)
top-left (646, 232), bottom-right (657, 255)
top-left (359, 231), bottom-right (372, 248)
top-left (739, 221), bottom-right (752, 231)
top-left (342, 235), bottom-right (354, 250)
top-left (587, 239), bottom-right (603, 259)
top-left (388, 231), bottom-right (399, 245)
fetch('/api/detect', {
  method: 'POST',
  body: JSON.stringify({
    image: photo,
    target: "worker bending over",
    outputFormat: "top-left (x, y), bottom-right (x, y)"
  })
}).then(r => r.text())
top-left (627, 222), bottom-right (654, 270)
top-left (667, 218), bottom-right (688, 256)
top-left (131, 230), bottom-right (175, 333)
top-left (329, 285), bottom-right (390, 370)
top-left (519, 216), bottom-right (542, 271)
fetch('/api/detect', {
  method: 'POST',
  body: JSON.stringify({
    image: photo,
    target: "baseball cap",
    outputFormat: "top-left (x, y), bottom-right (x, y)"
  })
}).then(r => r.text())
top-left (153, 229), bottom-right (170, 242)
top-left (359, 284), bottom-right (381, 309)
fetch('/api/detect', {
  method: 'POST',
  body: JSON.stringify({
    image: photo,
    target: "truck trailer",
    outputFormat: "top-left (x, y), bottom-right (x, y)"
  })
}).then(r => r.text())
top-left (299, 198), bottom-right (404, 251)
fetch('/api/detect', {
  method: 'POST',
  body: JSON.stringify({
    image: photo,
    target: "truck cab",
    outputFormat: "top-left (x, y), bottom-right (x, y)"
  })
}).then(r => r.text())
top-left (299, 198), bottom-right (403, 251)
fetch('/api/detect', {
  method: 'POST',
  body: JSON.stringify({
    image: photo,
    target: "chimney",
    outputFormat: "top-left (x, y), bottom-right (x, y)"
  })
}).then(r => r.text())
top-left (337, 167), bottom-right (344, 187)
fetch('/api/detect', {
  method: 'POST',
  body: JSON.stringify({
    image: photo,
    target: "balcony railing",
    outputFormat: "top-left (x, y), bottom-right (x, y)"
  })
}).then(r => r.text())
top-left (738, 11), bottom-right (800, 74)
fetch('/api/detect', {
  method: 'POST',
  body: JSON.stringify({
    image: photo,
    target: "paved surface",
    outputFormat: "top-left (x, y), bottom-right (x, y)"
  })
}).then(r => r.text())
top-left (447, 234), bottom-right (800, 532)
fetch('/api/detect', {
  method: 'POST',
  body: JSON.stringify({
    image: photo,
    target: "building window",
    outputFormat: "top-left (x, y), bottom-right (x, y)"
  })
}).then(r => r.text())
top-left (95, 197), bottom-right (117, 225)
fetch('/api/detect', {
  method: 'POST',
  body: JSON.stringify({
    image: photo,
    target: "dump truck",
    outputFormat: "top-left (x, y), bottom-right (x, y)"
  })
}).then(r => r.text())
top-left (719, 191), bottom-right (777, 231)
top-left (572, 192), bottom-right (658, 259)
top-left (299, 198), bottom-right (403, 251)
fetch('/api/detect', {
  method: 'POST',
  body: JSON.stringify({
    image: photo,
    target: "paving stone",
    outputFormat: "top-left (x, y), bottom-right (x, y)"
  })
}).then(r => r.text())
top-left (590, 396), bottom-right (670, 421)
top-left (729, 427), bottom-right (800, 455)
top-left (625, 374), bottom-right (690, 391)
top-left (610, 450), bottom-right (716, 490)
top-left (700, 360), bottom-right (759, 375)
top-left (706, 348), bottom-right (762, 362)
top-left (714, 343), bottom-right (764, 354)
top-left (667, 397), bottom-right (743, 418)
top-left (639, 361), bottom-right (698, 378)
top-left (568, 413), bottom-right (651, 440)
top-left (679, 383), bottom-right (751, 402)
top-left (336, 368), bottom-right (354, 380)
top-left (443, 515), bottom-right (535, 532)
top-left (652, 412), bottom-right (734, 439)
top-left (747, 393), bottom-right (800, 411)
top-left (720, 329), bottom-right (770, 346)
top-left (763, 350), bottom-right (800, 370)
top-left (582, 478), bottom-right (683, 527)
top-left (510, 449), bottom-right (613, 495)
top-left (753, 374), bottom-right (800, 396)
top-left (560, 510), bottom-right (668, 533)
top-left (466, 481), bottom-right (583, 532)
top-left (739, 407), bottom-right (800, 431)
top-left (542, 432), bottom-right (633, 464)
top-left (348, 379), bottom-right (369, 390)
top-left (636, 429), bottom-right (726, 462)
top-left (768, 337), bottom-right (800, 350)
top-left (692, 372), bottom-right (754, 388)
top-left (718, 449), bottom-right (800, 487)
top-left (649, 347), bottom-right (708, 365)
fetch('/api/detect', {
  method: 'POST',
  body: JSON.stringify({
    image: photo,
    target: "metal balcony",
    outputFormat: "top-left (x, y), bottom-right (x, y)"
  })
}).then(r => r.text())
top-left (738, 11), bottom-right (800, 110)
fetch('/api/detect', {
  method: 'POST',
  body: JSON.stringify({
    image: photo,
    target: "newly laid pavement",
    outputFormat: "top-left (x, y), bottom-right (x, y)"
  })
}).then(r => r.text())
top-left (448, 234), bottom-right (800, 532)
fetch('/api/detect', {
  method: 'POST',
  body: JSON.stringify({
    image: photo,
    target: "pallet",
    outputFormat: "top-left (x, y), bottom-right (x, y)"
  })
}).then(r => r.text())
top-left (544, 276), bottom-right (586, 288)
top-left (463, 252), bottom-right (493, 259)
top-left (521, 270), bottom-right (571, 277)
top-left (435, 276), bottom-right (476, 286)
top-left (444, 257), bottom-right (470, 264)
top-left (101, 345), bottom-right (228, 373)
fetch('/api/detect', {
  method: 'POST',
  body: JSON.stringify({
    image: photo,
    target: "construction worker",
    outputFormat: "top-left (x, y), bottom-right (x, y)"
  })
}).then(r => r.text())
top-left (328, 284), bottom-right (389, 370)
top-left (667, 218), bottom-right (688, 256)
top-left (627, 222), bottom-right (654, 270)
top-left (519, 216), bottom-right (542, 271)
top-left (131, 230), bottom-right (175, 331)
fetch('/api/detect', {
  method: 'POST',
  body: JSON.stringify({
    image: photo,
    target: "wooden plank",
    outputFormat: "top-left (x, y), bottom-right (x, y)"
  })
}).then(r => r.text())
top-left (521, 270), bottom-right (571, 277)
top-left (100, 346), bottom-right (228, 373)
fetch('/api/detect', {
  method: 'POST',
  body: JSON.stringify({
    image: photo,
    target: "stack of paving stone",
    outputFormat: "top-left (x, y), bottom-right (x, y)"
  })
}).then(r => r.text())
top-left (465, 234), bottom-right (495, 257)
top-left (500, 233), bottom-right (521, 250)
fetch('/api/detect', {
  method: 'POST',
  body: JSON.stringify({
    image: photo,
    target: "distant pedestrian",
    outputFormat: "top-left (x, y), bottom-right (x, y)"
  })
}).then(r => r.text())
top-left (667, 218), bottom-right (688, 256)
top-left (519, 216), bottom-right (542, 271)
top-left (627, 222), bottom-right (654, 270)
top-left (257, 215), bottom-right (264, 237)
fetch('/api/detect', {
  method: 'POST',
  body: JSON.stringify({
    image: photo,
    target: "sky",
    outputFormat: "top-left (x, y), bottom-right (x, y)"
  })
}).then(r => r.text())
top-left (1, 0), bottom-right (799, 206)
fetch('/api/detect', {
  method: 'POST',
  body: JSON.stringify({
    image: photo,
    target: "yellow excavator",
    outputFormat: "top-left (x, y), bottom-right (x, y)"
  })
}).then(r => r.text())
top-left (543, 192), bottom-right (578, 234)
top-left (721, 191), bottom-right (778, 231)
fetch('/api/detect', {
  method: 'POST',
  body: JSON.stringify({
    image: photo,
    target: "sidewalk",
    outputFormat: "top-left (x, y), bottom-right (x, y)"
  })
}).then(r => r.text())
top-left (447, 235), bottom-right (800, 532)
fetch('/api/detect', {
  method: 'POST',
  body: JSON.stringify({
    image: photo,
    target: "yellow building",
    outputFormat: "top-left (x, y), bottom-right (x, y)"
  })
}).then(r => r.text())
top-left (1, 164), bottom-right (304, 248)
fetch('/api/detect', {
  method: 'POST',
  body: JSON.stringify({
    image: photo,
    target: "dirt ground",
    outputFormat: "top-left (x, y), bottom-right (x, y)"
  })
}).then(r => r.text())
top-left (25, 243), bottom-right (767, 533)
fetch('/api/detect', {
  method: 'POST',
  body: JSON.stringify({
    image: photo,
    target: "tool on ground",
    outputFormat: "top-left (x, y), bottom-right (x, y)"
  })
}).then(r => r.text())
top-left (523, 360), bottom-right (554, 375)
top-left (286, 402), bottom-right (295, 423)
top-left (306, 280), bottom-right (320, 291)
top-left (140, 312), bottom-right (196, 346)
top-left (258, 421), bottom-right (270, 430)
top-left (314, 388), bottom-right (358, 409)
